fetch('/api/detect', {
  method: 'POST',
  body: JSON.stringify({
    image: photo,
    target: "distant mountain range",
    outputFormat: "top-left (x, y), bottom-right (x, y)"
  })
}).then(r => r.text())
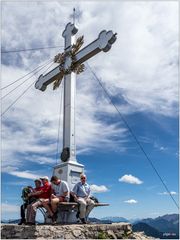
top-left (132, 222), bottom-right (162, 238)
top-left (100, 216), bottom-right (141, 224)
top-left (99, 214), bottom-right (179, 239)
top-left (1, 219), bottom-right (43, 224)
top-left (135, 214), bottom-right (179, 239)
top-left (101, 216), bottom-right (128, 222)
top-left (1, 219), bottom-right (20, 224)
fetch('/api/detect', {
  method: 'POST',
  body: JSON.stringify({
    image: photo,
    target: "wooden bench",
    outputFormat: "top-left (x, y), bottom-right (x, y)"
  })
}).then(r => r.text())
top-left (57, 202), bottom-right (109, 207)
top-left (41, 202), bottom-right (109, 224)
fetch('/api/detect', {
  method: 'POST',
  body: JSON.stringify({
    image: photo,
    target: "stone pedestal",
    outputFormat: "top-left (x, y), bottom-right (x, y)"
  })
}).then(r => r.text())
top-left (52, 161), bottom-right (84, 223)
top-left (53, 161), bottom-right (84, 191)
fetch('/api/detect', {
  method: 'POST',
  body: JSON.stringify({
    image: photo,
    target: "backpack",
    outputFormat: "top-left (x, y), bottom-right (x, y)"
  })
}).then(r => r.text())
top-left (69, 193), bottom-right (75, 202)
top-left (90, 196), bottom-right (99, 203)
top-left (21, 186), bottom-right (36, 204)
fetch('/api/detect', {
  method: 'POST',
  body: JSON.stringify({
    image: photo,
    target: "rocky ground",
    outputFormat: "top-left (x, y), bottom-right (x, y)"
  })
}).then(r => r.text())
top-left (131, 232), bottom-right (158, 239)
top-left (1, 223), bottom-right (157, 239)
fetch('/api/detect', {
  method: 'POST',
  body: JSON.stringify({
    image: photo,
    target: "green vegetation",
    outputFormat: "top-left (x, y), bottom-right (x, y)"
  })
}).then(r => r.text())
top-left (122, 232), bottom-right (128, 238)
top-left (97, 231), bottom-right (115, 239)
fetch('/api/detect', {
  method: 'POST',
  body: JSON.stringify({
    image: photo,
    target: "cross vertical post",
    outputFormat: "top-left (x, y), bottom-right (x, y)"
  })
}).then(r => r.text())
top-left (53, 23), bottom-right (84, 193)
top-left (62, 23), bottom-right (77, 163)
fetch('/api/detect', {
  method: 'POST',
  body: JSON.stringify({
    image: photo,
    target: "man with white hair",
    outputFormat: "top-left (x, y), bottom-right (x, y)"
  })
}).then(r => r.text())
top-left (71, 174), bottom-right (95, 224)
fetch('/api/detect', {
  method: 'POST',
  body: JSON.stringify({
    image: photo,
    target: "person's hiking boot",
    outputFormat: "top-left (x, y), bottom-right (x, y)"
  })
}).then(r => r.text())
top-left (80, 218), bottom-right (87, 224)
top-left (53, 211), bottom-right (58, 219)
top-left (51, 214), bottom-right (57, 225)
top-left (85, 219), bottom-right (91, 224)
top-left (76, 211), bottom-right (80, 219)
top-left (76, 219), bottom-right (81, 223)
top-left (26, 222), bottom-right (36, 225)
top-left (18, 219), bottom-right (26, 225)
top-left (85, 217), bottom-right (91, 224)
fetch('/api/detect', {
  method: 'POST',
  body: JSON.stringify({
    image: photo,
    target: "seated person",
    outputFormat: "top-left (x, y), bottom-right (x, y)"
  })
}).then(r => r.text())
top-left (18, 179), bottom-right (42, 225)
top-left (71, 174), bottom-right (95, 224)
top-left (49, 176), bottom-right (69, 222)
top-left (26, 176), bottom-right (53, 225)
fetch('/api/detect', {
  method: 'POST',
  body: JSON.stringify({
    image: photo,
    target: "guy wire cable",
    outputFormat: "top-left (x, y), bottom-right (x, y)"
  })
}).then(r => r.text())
top-left (1, 45), bottom-right (64, 54)
top-left (86, 62), bottom-right (179, 210)
top-left (1, 60), bottom-right (54, 100)
top-left (1, 61), bottom-right (55, 117)
top-left (55, 79), bottom-right (64, 165)
top-left (1, 58), bottom-right (52, 90)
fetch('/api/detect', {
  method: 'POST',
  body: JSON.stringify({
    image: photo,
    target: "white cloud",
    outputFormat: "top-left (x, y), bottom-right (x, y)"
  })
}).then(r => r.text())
top-left (1, 1), bottom-right (178, 173)
top-left (6, 181), bottom-right (29, 186)
top-left (1, 203), bottom-right (19, 213)
top-left (90, 184), bottom-right (109, 193)
top-left (124, 199), bottom-right (138, 204)
top-left (119, 174), bottom-right (143, 185)
top-left (158, 191), bottom-right (178, 195)
top-left (1, 62), bottom-right (127, 172)
top-left (96, 2), bottom-right (178, 117)
top-left (2, 1), bottom-right (178, 117)
top-left (154, 142), bottom-right (168, 152)
top-left (9, 170), bottom-right (40, 180)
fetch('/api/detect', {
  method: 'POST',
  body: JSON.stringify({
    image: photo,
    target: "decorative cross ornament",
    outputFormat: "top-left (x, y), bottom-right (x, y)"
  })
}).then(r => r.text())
top-left (35, 22), bottom-right (117, 163)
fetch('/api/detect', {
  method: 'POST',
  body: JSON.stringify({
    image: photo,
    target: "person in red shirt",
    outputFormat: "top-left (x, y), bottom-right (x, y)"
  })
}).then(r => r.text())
top-left (26, 176), bottom-right (53, 225)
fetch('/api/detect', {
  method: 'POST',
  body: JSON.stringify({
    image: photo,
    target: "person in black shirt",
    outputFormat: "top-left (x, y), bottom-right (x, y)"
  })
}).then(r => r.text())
top-left (18, 179), bottom-right (41, 225)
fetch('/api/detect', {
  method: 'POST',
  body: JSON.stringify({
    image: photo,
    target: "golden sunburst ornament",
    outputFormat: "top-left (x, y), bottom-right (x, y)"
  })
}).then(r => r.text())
top-left (53, 36), bottom-right (85, 90)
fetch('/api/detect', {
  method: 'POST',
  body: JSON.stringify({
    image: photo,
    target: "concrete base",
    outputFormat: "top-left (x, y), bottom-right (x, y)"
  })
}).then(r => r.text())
top-left (53, 161), bottom-right (84, 191)
top-left (44, 205), bottom-right (78, 224)
top-left (52, 160), bottom-right (84, 223)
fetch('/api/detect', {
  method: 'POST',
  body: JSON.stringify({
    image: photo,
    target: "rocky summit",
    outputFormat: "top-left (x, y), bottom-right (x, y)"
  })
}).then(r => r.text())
top-left (1, 223), bottom-right (156, 239)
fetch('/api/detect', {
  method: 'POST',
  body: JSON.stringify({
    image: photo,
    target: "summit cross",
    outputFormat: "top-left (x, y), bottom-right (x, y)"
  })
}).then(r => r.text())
top-left (35, 22), bottom-right (117, 163)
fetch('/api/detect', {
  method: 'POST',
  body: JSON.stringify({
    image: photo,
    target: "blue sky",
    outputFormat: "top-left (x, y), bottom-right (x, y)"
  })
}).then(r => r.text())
top-left (1, 1), bottom-right (179, 220)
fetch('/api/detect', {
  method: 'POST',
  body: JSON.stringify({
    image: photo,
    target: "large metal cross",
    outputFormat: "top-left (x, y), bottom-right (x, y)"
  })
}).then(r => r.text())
top-left (35, 22), bottom-right (117, 163)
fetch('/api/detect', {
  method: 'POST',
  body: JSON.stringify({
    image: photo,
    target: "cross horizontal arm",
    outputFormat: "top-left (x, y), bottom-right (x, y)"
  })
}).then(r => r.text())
top-left (35, 30), bottom-right (117, 91)
top-left (35, 65), bottom-right (64, 91)
top-left (74, 30), bottom-right (117, 65)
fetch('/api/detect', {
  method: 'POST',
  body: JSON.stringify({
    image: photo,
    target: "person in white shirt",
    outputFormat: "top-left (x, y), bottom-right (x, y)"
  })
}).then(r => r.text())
top-left (50, 176), bottom-right (69, 215)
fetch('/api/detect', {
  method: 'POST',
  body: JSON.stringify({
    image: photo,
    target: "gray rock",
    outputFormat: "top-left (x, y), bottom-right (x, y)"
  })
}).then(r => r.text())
top-left (1, 223), bottom-right (156, 239)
